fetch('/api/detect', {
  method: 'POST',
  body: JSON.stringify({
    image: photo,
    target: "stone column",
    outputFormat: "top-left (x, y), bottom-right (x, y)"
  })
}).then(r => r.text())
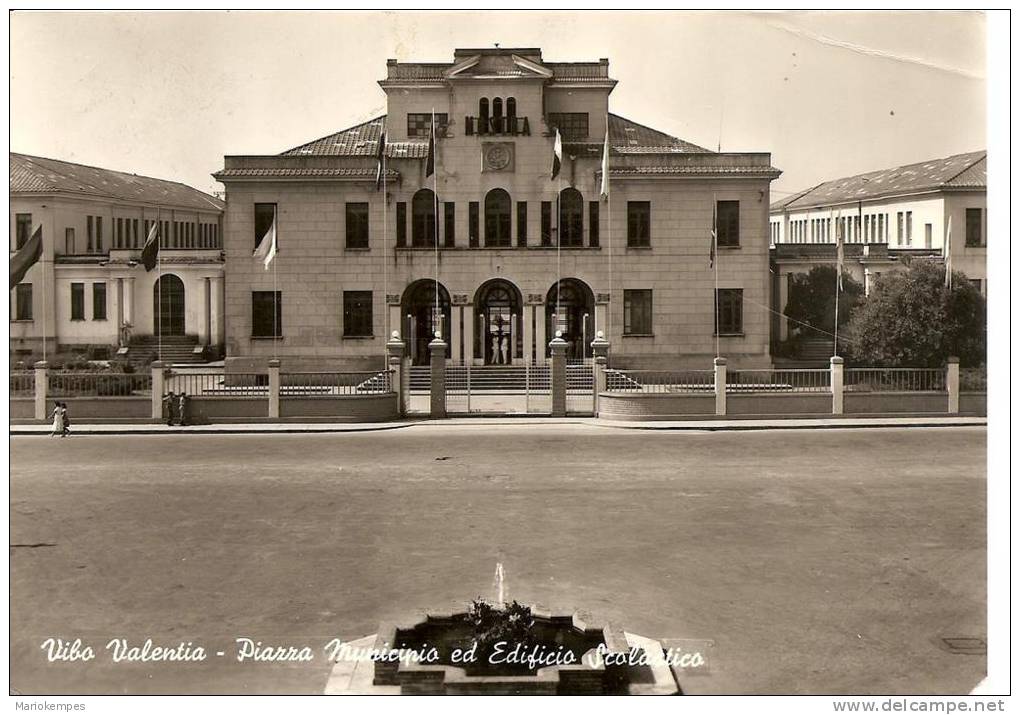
top-left (830, 356), bottom-right (844, 415)
top-left (549, 334), bottom-right (568, 417)
top-left (463, 306), bottom-right (475, 365)
top-left (535, 305), bottom-right (547, 364)
top-left (201, 277), bottom-right (211, 345)
top-left (123, 276), bottom-right (135, 326)
top-left (590, 331), bottom-right (610, 416)
top-left (34, 360), bottom-right (48, 421)
top-left (268, 359), bottom-right (281, 419)
top-left (151, 360), bottom-right (166, 420)
top-left (778, 272), bottom-right (790, 341)
top-left (451, 306), bottom-right (463, 364)
top-left (713, 357), bottom-right (727, 417)
top-left (386, 331), bottom-right (407, 416)
top-left (522, 305), bottom-right (534, 365)
top-left (947, 356), bottom-right (960, 414)
top-left (116, 278), bottom-right (125, 345)
top-left (209, 275), bottom-right (224, 347)
top-left (429, 336), bottom-right (447, 418)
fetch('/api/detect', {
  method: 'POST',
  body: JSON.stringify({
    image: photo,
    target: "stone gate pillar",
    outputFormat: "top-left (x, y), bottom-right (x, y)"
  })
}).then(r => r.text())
top-left (34, 360), bottom-right (48, 421)
top-left (429, 335), bottom-right (447, 418)
top-left (386, 331), bottom-right (407, 416)
top-left (830, 356), bottom-right (844, 415)
top-left (713, 357), bottom-right (727, 417)
top-left (947, 356), bottom-right (960, 414)
top-left (590, 331), bottom-right (610, 416)
top-left (268, 359), bottom-right (281, 419)
top-left (549, 333), bottom-right (568, 417)
top-left (151, 360), bottom-right (166, 420)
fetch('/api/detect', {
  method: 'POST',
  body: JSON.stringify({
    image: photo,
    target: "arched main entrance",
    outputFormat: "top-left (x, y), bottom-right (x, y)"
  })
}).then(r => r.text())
top-left (401, 279), bottom-right (451, 365)
top-left (545, 278), bottom-right (595, 361)
top-left (153, 274), bottom-right (185, 336)
top-left (474, 279), bottom-right (523, 365)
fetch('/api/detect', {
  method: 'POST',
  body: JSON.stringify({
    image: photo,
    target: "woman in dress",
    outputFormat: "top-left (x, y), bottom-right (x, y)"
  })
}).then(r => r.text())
top-left (49, 400), bottom-right (62, 437)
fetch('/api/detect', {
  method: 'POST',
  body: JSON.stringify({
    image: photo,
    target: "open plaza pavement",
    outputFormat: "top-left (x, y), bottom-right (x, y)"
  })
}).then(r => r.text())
top-left (9, 423), bottom-right (986, 695)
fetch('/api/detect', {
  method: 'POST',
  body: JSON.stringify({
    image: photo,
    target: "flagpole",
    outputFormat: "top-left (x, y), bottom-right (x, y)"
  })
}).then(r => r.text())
top-left (382, 131), bottom-right (388, 369)
top-left (433, 108), bottom-right (440, 343)
top-left (713, 195), bottom-right (719, 359)
top-left (832, 211), bottom-right (840, 358)
top-left (273, 210), bottom-right (278, 361)
top-left (41, 227), bottom-right (47, 362)
top-left (157, 207), bottom-right (162, 363)
top-left (605, 115), bottom-right (613, 348)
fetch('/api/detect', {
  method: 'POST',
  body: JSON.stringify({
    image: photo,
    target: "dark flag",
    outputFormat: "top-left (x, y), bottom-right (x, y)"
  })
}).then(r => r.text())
top-left (375, 129), bottom-right (387, 191)
top-left (141, 221), bottom-right (160, 272)
top-left (9, 225), bottom-right (42, 289)
top-left (709, 202), bottom-right (717, 269)
top-left (424, 112), bottom-right (436, 178)
top-left (551, 128), bottom-right (563, 180)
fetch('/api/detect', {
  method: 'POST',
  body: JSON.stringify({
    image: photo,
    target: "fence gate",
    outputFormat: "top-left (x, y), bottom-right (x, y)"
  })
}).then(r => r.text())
top-left (445, 363), bottom-right (553, 415)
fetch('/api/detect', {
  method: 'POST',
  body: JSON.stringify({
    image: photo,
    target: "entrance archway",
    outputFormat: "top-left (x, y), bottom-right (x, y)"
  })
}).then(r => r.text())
top-left (153, 274), bottom-right (185, 336)
top-left (401, 279), bottom-right (451, 365)
top-left (474, 279), bottom-right (523, 365)
top-left (545, 278), bottom-right (595, 360)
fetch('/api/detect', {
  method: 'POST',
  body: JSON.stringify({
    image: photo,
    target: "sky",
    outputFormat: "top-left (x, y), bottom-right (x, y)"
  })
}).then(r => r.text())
top-left (9, 11), bottom-right (986, 199)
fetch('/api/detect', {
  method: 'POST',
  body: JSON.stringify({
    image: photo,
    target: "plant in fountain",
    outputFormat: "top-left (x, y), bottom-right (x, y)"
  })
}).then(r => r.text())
top-left (465, 598), bottom-right (535, 670)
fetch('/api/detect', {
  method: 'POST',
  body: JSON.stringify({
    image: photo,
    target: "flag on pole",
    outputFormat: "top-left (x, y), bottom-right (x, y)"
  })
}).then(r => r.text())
top-left (424, 112), bottom-right (436, 178)
top-left (551, 128), bottom-right (563, 180)
top-left (253, 209), bottom-right (277, 270)
top-left (835, 212), bottom-right (844, 291)
top-left (944, 215), bottom-right (953, 289)
top-left (9, 225), bottom-right (42, 289)
top-left (140, 221), bottom-right (160, 272)
top-left (709, 203), bottom-right (717, 268)
top-left (599, 128), bottom-right (610, 201)
top-left (374, 129), bottom-right (387, 191)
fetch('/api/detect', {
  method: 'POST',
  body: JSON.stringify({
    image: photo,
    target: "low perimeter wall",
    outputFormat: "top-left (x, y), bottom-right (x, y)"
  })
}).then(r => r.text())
top-left (10, 397), bottom-right (150, 421)
top-left (843, 392), bottom-right (947, 415)
top-left (598, 393), bottom-right (715, 420)
top-left (280, 394), bottom-right (398, 422)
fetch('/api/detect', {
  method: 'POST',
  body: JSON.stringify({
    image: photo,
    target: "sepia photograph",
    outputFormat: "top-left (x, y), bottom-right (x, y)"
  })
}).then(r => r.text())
top-left (6, 8), bottom-right (1008, 711)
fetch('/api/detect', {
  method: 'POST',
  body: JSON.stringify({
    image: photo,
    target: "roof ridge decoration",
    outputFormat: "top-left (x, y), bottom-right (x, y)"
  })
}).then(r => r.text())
top-left (443, 54), bottom-right (480, 79)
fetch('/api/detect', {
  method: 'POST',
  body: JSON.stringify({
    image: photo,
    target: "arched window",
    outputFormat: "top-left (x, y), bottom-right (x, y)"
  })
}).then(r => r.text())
top-left (559, 188), bottom-right (584, 247)
top-left (411, 189), bottom-right (438, 247)
top-left (484, 189), bottom-right (512, 247)
top-left (506, 98), bottom-right (517, 133)
top-left (478, 98), bottom-right (489, 135)
top-left (492, 98), bottom-right (503, 134)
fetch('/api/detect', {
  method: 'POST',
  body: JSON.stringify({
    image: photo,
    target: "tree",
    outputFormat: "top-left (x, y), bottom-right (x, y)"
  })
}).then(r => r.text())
top-left (784, 265), bottom-right (865, 339)
top-left (846, 260), bottom-right (985, 367)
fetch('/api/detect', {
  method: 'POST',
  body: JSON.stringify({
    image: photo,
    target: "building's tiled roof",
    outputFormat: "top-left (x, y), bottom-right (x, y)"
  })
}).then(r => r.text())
top-left (281, 113), bottom-right (708, 158)
top-left (770, 151), bottom-right (986, 212)
top-left (213, 167), bottom-right (399, 180)
top-left (609, 165), bottom-right (780, 176)
top-left (10, 153), bottom-right (224, 211)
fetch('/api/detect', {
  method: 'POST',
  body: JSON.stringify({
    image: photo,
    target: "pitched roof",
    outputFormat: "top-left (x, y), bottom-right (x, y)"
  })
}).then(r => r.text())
top-left (10, 153), bottom-right (224, 211)
top-left (770, 151), bottom-right (986, 212)
top-left (280, 113), bottom-right (709, 159)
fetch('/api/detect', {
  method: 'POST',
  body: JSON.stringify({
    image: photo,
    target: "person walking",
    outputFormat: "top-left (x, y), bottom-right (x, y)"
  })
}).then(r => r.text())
top-left (59, 402), bottom-right (71, 437)
top-left (176, 391), bottom-right (189, 427)
top-left (164, 390), bottom-right (177, 426)
top-left (49, 400), bottom-right (62, 437)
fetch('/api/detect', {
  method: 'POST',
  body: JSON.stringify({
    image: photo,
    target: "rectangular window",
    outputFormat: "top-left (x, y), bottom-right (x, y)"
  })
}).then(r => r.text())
top-left (345, 202), bottom-right (370, 249)
top-left (925, 223), bottom-right (933, 248)
top-left (254, 203), bottom-right (276, 249)
top-left (965, 208), bottom-right (983, 246)
top-left (877, 215), bottom-right (884, 240)
top-left (65, 228), bottom-right (75, 255)
top-left (70, 282), bottom-right (85, 321)
top-left (623, 289), bottom-right (653, 335)
top-left (395, 202), bottom-right (407, 247)
top-left (133, 219), bottom-right (139, 248)
top-left (905, 211), bottom-right (913, 243)
top-left (715, 288), bottom-right (743, 335)
top-left (896, 212), bottom-right (904, 244)
top-left (407, 113), bottom-right (449, 138)
top-left (342, 291), bottom-right (373, 337)
top-left (547, 112), bottom-right (589, 140)
top-left (444, 202), bottom-right (456, 248)
top-left (95, 216), bottom-right (103, 251)
top-left (87, 216), bottom-right (94, 252)
top-left (15, 213), bottom-right (32, 249)
top-left (251, 291), bottom-right (282, 337)
top-left (589, 201), bottom-right (600, 247)
top-left (468, 201), bottom-right (479, 248)
top-left (92, 283), bottom-right (107, 320)
top-left (541, 202), bottom-right (552, 246)
top-left (116, 218), bottom-right (123, 248)
top-left (716, 200), bottom-right (740, 247)
top-left (627, 201), bottom-right (651, 247)
top-left (516, 202), bottom-right (527, 247)
top-left (14, 283), bottom-right (32, 321)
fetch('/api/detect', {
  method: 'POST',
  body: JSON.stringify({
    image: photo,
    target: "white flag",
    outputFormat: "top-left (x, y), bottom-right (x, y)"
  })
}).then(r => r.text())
top-left (253, 211), bottom-right (277, 270)
top-left (599, 128), bottom-right (610, 201)
top-left (944, 215), bottom-right (952, 289)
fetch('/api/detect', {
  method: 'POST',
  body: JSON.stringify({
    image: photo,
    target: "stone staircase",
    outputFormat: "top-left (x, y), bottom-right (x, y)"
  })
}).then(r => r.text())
top-left (126, 335), bottom-right (203, 367)
top-left (774, 338), bottom-right (836, 369)
top-left (409, 363), bottom-right (594, 392)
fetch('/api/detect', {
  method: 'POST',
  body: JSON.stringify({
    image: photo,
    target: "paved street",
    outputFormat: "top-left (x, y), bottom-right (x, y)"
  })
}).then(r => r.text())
top-left (10, 425), bottom-right (986, 695)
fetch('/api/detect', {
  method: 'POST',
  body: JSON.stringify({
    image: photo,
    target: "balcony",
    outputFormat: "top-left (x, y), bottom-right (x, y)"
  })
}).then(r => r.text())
top-left (464, 115), bottom-right (532, 137)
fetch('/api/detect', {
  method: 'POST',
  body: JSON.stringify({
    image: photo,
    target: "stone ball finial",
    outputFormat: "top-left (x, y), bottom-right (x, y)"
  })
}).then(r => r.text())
top-left (434, 330), bottom-right (442, 339)
top-left (555, 330), bottom-right (563, 338)
top-left (596, 330), bottom-right (605, 339)
top-left (391, 330), bottom-right (400, 340)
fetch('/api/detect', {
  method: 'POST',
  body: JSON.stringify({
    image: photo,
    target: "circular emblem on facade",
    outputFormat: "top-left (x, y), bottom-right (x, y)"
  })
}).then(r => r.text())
top-left (485, 144), bottom-right (512, 171)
